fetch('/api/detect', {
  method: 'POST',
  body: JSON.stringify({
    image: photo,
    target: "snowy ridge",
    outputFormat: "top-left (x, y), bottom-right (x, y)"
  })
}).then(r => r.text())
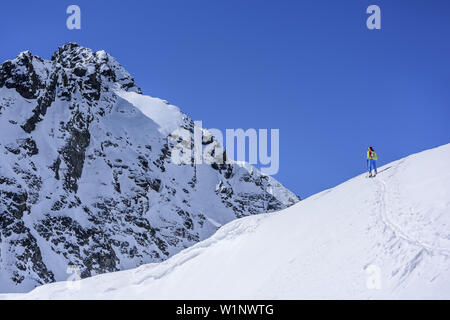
top-left (3, 143), bottom-right (449, 299)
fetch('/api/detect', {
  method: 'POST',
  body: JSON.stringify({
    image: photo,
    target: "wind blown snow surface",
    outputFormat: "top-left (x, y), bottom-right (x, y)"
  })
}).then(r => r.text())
top-left (2, 144), bottom-right (450, 299)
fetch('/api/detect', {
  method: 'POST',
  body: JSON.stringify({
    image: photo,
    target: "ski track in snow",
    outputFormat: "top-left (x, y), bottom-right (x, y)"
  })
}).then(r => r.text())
top-left (374, 162), bottom-right (450, 257)
top-left (130, 214), bottom-right (267, 286)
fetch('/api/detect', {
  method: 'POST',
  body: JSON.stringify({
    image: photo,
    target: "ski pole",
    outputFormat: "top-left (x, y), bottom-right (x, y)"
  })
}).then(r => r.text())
top-left (366, 159), bottom-right (369, 177)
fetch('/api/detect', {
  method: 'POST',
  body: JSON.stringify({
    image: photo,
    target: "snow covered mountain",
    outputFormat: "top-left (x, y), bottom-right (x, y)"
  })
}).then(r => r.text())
top-left (0, 43), bottom-right (299, 293)
top-left (4, 143), bottom-right (449, 299)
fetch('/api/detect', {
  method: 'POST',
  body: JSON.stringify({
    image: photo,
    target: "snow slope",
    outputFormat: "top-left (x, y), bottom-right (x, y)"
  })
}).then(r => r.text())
top-left (2, 143), bottom-right (450, 299)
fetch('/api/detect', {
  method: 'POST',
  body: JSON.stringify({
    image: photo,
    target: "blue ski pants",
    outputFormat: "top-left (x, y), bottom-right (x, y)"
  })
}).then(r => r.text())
top-left (368, 159), bottom-right (377, 174)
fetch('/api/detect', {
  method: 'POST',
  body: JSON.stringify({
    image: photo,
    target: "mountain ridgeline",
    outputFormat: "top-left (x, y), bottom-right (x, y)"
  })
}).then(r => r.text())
top-left (0, 43), bottom-right (299, 293)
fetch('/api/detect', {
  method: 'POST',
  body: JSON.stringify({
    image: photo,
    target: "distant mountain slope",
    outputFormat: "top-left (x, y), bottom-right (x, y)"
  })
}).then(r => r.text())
top-left (6, 143), bottom-right (449, 299)
top-left (0, 43), bottom-right (298, 293)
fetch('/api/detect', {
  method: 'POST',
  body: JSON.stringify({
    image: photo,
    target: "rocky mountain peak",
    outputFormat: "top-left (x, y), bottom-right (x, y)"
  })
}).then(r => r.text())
top-left (0, 42), bottom-right (140, 105)
top-left (51, 42), bottom-right (87, 65)
top-left (50, 42), bottom-right (140, 93)
top-left (0, 44), bottom-right (299, 293)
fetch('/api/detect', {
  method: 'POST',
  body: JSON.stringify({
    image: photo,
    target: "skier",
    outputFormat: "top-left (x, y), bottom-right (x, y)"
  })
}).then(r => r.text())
top-left (367, 147), bottom-right (378, 177)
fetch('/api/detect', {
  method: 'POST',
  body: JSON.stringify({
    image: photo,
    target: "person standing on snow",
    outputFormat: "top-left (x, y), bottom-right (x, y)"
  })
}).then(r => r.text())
top-left (367, 147), bottom-right (378, 177)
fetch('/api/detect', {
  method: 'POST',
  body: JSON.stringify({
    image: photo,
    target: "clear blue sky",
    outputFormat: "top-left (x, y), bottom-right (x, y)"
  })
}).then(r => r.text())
top-left (1, 0), bottom-right (449, 198)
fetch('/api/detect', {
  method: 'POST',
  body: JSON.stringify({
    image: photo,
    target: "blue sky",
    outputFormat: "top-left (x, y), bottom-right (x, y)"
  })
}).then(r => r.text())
top-left (1, 0), bottom-right (449, 198)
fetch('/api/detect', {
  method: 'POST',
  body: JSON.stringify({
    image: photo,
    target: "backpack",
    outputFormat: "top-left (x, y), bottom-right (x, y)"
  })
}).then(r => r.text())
top-left (367, 150), bottom-right (378, 160)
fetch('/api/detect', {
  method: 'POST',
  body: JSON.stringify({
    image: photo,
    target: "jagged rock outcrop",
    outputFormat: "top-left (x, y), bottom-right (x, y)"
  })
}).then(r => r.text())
top-left (0, 43), bottom-right (299, 293)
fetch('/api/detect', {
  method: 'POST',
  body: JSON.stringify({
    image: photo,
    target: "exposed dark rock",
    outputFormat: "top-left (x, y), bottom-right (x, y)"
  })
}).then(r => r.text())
top-left (0, 52), bottom-right (44, 99)
top-left (22, 72), bottom-right (58, 133)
